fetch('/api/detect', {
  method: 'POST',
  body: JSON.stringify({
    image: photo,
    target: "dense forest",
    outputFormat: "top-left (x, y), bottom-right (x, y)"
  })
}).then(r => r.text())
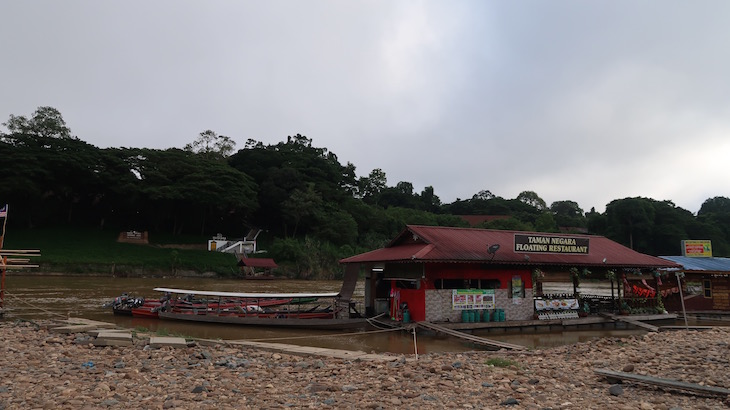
top-left (1, 107), bottom-right (729, 277)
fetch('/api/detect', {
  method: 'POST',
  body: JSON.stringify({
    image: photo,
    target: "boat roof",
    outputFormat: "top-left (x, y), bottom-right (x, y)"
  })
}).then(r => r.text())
top-left (153, 287), bottom-right (339, 299)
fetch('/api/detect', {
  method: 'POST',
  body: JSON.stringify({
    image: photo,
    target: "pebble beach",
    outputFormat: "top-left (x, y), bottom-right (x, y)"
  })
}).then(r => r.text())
top-left (1, 320), bottom-right (728, 409)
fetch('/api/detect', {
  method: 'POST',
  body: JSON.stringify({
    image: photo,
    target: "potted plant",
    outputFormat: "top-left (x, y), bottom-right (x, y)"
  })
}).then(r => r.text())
top-left (619, 299), bottom-right (630, 315)
top-left (656, 294), bottom-right (666, 314)
top-left (579, 301), bottom-right (590, 317)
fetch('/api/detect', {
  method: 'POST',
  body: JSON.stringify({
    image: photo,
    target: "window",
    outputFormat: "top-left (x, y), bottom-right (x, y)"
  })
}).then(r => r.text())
top-left (703, 279), bottom-right (712, 298)
top-left (435, 278), bottom-right (501, 289)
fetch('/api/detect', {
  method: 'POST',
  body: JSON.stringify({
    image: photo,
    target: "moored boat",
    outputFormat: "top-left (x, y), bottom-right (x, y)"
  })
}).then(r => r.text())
top-left (106, 292), bottom-right (315, 319)
top-left (152, 287), bottom-right (369, 330)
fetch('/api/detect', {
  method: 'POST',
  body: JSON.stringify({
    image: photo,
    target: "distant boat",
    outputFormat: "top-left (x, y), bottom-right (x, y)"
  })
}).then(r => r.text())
top-left (152, 287), bottom-right (370, 330)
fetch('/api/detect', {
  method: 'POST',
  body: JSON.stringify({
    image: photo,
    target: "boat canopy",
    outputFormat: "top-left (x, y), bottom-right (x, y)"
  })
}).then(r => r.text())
top-left (153, 287), bottom-right (339, 299)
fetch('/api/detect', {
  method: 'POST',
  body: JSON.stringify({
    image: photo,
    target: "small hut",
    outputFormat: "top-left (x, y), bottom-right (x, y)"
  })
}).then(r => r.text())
top-left (237, 257), bottom-right (278, 280)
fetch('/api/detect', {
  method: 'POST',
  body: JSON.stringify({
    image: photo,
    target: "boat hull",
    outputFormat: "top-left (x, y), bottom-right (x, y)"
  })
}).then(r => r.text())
top-left (158, 311), bottom-right (370, 330)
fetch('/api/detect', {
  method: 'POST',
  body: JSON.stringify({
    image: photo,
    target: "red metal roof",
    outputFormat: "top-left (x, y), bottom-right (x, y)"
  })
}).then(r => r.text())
top-left (340, 225), bottom-right (680, 269)
top-left (237, 258), bottom-right (278, 268)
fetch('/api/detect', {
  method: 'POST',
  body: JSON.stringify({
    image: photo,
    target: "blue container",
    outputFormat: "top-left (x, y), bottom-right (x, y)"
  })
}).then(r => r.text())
top-left (403, 310), bottom-right (410, 323)
top-left (482, 310), bottom-right (491, 322)
top-left (499, 309), bottom-right (506, 322)
top-left (462, 310), bottom-right (470, 323)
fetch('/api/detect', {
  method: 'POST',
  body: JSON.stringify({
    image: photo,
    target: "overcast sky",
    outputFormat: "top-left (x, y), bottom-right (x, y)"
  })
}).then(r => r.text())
top-left (2, 1), bottom-right (729, 214)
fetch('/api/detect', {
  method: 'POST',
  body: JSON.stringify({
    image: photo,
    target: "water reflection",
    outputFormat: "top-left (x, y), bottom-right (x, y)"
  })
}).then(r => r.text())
top-left (2, 275), bottom-right (725, 354)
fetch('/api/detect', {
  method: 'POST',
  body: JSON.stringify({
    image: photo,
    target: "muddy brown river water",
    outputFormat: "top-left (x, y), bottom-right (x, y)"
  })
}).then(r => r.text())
top-left (2, 275), bottom-right (722, 354)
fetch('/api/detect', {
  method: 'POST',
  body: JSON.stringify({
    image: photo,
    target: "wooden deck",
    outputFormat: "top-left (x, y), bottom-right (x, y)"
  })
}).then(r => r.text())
top-left (595, 368), bottom-right (730, 397)
top-left (417, 321), bottom-right (526, 350)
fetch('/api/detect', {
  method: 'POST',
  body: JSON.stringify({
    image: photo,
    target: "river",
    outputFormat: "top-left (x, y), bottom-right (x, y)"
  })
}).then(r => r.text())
top-left (0, 275), bottom-right (718, 354)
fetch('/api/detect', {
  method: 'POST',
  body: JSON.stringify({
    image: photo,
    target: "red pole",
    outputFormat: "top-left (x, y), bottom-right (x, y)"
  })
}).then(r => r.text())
top-left (1, 256), bottom-right (5, 310)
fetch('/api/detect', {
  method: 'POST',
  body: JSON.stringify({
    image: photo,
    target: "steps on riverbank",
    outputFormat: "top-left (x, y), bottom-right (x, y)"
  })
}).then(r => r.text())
top-left (46, 318), bottom-right (400, 360)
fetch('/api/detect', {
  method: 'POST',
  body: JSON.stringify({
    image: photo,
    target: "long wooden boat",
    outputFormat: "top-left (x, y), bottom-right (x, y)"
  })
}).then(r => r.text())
top-left (106, 292), bottom-right (316, 319)
top-left (153, 287), bottom-right (370, 330)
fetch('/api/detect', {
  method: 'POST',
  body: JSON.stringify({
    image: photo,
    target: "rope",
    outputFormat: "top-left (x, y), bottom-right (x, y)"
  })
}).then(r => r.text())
top-left (1, 290), bottom-right (71, 319)
top-left (365, 313), bottom-right (403, 330)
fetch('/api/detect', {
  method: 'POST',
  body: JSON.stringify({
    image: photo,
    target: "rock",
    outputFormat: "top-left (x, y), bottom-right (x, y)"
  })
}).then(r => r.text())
top-left (308, 383), bottom-right (329, 393)
top-left (1, 322), bottom-right (729, 410)
top-left (623, 364), bottom-right (635, 372)
top-left (609, 385), bottom-right (624, 396)
top-left (191, 386), bottom-right (207, 393)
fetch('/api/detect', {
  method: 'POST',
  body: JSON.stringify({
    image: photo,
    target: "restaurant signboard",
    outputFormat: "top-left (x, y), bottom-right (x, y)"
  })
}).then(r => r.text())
top-left (514, 234), bottom-right (589, 254)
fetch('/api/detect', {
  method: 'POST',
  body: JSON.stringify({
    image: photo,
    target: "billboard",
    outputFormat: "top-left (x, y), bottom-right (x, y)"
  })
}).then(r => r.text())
top-left (681, 240), bottom-right (712, 257)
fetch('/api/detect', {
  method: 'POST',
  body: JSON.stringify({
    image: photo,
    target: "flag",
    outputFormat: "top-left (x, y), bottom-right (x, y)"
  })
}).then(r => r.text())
top-left (0, 204), bottom-right (6, 218)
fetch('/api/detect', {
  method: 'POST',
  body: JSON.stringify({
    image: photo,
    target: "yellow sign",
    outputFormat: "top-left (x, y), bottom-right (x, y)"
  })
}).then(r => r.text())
top-left (682, 240), bottom-right (712, 257)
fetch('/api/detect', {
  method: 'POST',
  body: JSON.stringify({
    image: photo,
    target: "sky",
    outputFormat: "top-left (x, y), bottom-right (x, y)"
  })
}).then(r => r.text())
top-left (2, 1), bottom-right (729, 214)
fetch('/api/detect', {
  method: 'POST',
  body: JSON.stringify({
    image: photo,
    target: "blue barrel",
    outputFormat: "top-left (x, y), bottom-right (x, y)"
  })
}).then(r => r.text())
top-left (483, 310), bottom-right (490, 322)
top-left (403, 310), bottom-right (410, 323)
top-left (462, 310), bottom-right (470, 323)
top-left (499, 309), bottom-right (506, 322)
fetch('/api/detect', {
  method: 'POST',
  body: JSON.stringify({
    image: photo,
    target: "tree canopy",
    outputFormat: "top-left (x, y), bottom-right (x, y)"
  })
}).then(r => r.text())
top-left (2, 106), bottom-right (729, 277)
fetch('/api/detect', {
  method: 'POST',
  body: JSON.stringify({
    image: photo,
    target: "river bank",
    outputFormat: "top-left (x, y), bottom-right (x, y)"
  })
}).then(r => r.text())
top-left (1, 320), bottom-right (728, 409)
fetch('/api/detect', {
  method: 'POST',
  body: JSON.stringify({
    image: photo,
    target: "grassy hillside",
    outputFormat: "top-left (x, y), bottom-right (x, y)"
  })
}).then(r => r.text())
top-left (2, 227), bottom-right (241, 276)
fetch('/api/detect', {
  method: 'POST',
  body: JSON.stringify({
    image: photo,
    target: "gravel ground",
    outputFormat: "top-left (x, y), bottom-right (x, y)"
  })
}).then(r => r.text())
top-left (0, 320), bottom-right (729, 409)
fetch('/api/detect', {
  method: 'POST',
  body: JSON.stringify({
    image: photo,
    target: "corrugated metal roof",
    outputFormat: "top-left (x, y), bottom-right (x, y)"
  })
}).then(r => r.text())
top-left (659, 256), bottom-right (730, 272)
top-left (341, 225), bottom-right (680, 269)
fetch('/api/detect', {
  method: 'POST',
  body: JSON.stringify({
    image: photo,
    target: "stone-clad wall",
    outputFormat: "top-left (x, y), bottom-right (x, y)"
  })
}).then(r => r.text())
top-left (424, 289), bottom-right (535, 322)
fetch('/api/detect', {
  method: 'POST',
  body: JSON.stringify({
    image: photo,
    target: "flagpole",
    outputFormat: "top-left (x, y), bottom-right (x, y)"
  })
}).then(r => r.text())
top-left (0, 204), bottom-right (7, 250)
top-left (0, 205), bottom-right (6, 311)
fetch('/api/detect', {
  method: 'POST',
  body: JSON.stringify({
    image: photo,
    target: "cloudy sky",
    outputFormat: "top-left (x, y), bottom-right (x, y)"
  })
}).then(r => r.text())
top-left (2, 1), bottom-right (729, 214)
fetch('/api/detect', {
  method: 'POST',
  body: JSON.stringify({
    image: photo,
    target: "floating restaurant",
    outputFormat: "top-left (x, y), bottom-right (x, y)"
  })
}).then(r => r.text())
top-left (340, 225), bottom-right (681, 325)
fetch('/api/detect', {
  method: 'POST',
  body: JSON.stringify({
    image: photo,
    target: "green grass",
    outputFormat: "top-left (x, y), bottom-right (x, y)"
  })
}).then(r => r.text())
top-left (484, 357), bottom-right (517, 368)
top-left (3, 227), bottom-right (239, 276)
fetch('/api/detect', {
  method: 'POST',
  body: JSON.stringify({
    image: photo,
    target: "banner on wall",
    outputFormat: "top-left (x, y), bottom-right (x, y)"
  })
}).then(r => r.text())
top-left (452, 289), bottom-right (495, 310)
